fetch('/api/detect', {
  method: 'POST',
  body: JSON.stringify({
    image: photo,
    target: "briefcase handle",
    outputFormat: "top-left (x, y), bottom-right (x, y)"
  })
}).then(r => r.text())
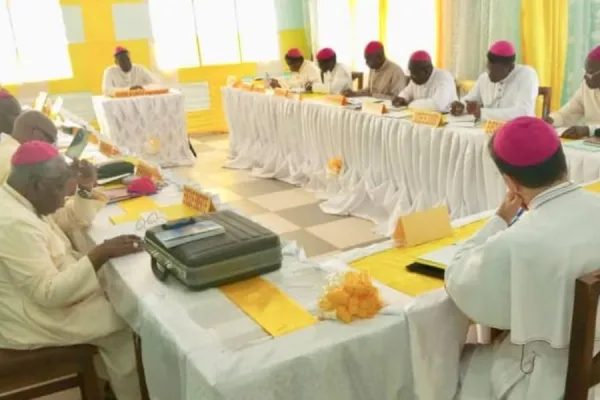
top-left (151, 258), bottom-right (170, 282)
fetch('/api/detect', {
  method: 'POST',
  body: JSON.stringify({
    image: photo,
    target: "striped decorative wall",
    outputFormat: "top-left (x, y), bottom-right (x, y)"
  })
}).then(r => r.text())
top-left (2, 0), bottom-right (309, 134)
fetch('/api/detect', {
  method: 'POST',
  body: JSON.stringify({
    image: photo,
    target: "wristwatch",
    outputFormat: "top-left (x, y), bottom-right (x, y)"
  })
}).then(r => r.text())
top-left (77, 187), bottom-right (93, 199)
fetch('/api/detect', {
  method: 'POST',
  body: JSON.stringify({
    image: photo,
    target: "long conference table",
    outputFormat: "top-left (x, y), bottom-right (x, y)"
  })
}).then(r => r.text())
top-left (66, 131), bottom-right (481, 399)
top-left (222, 88), bottom-right (600, 235)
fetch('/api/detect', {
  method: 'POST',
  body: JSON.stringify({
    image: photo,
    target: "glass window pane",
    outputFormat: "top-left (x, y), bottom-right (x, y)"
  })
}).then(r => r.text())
top-left (194, 0), bottom-right (240, 65)
top-left (0, 0), bottom-right (19, 84)
top-left (148, 0), bottom-right (200, 70)
top-left (315, 0), bottom-right (352, 66)
top-left (353, 0), bottom-right (379, 71)
top-left (235, 0), bottom-right (279, 63)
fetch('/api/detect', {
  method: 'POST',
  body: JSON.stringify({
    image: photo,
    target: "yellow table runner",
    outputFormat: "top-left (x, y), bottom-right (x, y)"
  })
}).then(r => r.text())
top-left (220, 277), bottom-right (317, 337)
top-left (350, 182), bottom-right (600, 297)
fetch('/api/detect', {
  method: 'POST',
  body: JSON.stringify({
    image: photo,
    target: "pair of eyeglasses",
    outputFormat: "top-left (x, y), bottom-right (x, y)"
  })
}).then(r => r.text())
top-left (135, 212), bottom-right (167, 232)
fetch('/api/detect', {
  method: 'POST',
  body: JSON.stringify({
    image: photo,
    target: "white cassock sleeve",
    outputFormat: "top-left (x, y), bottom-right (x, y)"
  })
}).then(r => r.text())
top-left (410, 80), bottom-right (458, 112)
top-left (329, 66), bottom-right (353, 94)
top-left (445, 215), bottom-right (512, 328)
top-left (0, 222), bottom-right (100, 308)
top-left (480, 68), bottom-right (539, 121)
top-left (397, 81), bottom-right (415, 103)
top-left (102, 68), bottom-right (116, 96)
top-left (136, 65), bottom-right (158, 86)
top-left (51, 192), bottom-right (107, 234)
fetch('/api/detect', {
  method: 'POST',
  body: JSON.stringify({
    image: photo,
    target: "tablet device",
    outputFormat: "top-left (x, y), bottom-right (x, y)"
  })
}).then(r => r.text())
top-left (65, 128), bottom-right (90, 159)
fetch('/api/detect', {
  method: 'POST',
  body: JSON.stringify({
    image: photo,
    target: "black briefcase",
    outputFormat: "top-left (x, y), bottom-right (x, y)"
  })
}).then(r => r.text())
top-left (144, 210), bottom-right (282, 290)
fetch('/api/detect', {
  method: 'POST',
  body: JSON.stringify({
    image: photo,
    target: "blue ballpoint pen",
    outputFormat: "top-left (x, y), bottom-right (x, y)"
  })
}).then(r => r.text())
top-left (509, 208), bottom-right (525, 227)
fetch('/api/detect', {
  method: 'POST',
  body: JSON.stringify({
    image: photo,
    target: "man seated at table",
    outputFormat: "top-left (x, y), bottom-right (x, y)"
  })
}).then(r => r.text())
top-left (307, 48), bottom-right (353, 94)
top-left (0, 88), bottom-right (21, 135)
top-left (345, 41), bottom-right (406, 99)
top-left (270, 48), bottom-right (320, 90)
top-left (0, 141), bottom-right (144, 399)
top-left (102, 46), bottom-right (158, 96)
top-left (0, 110), bottom-right (57, 183)
top-left (445, 116), bottom-right (600, 399)
top-left (547, 45), bottom-right (600, 139)
top-left (450, 41), bottom-right (539, 121)
top-left (391, 50), bottom-right (457, 112)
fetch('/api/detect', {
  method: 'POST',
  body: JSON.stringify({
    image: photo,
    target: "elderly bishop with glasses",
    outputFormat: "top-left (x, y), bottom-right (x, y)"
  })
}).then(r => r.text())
top-left (547, 45), bottom-right (600, 139)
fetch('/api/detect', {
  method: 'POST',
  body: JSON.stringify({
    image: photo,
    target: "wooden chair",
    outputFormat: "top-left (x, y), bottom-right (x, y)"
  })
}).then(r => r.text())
top-left (351, 72), bottom-right (364, 90)
top-left (538, 86), bottom-right (552, 121)
top-left (565, 269), bottom-right (600, 399)
top-left (0, 345), bottom-right (100, 400)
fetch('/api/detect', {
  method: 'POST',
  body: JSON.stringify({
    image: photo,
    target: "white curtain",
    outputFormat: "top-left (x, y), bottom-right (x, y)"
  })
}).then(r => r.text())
top-left (195, 0), bottom-right (240, 65)
top-left (385, 0), bottom-right (437, 71)
top-left (235, 0), bottom-right (280, 63)
top-left (0, 0), bottom-right (71, 84)
top-left (447, 0), bottom-right (521, 80)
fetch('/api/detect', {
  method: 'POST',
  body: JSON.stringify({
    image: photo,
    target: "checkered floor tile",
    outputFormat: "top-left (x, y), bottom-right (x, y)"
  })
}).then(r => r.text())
top-left (172, 134), bottom-right (386, 258)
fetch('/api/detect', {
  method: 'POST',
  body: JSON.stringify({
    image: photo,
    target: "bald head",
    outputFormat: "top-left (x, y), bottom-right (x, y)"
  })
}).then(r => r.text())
top-left (0, 91), bottom-right (22, 135)
top-left (12, 110), bottom-right (57, 145)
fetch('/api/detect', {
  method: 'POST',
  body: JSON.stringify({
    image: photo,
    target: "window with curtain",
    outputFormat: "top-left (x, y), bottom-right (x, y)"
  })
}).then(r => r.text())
top-left (385, 0), bottom-right (437, 71)
top-left (148, 0), bottom-right (280, 69)
top-left (0, 0), bottom-right (72, 85)
top-left (312, 0), bottom-right (379, 71)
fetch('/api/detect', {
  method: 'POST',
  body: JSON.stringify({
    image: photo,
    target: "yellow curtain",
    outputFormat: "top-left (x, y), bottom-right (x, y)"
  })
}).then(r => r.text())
top-left (521, 0), bottom-right (569, 112)
top-left (435, 0), bottom-right (446, 68)
top-left (379, 0), bottom-right (388, 46)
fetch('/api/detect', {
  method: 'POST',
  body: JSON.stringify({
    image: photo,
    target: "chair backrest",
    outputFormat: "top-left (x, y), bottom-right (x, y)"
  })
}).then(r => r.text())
top-left (565, 269), bottom-right (600, 399)
top-left (538, 86), bottom-right (552, 121)
top-left (351, 72), bottom-right (364, 90)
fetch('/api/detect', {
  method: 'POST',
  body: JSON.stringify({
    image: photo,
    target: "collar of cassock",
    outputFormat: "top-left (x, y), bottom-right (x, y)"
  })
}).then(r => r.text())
top-left (528, 181), bottom-right (579, 209)
top-left (2, 183), bottom-right (37, 215)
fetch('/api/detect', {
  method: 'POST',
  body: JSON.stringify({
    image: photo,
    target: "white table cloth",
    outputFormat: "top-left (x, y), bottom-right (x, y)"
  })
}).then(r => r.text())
top-left (93, 92), bottom-right (195, 168)
top-left (222, 88), bottom-right (600, 235)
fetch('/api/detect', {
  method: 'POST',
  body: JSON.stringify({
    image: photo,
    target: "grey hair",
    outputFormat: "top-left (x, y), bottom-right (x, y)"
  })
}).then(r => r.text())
top-left (7, 157), bottom-right (70, 189)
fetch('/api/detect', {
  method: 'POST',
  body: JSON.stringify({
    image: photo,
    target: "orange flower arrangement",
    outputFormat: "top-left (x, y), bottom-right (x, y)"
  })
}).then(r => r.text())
top-left (327, 157), bottom-right (343, 176)
top-left (318, 271), bottom-right (383, 323)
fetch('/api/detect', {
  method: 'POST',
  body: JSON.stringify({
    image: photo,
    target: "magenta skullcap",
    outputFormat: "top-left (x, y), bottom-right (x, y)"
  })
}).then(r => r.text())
top-left (492, 117), bottom-right (561, 167)
top-left (489, 41), bottom-right (516, 57)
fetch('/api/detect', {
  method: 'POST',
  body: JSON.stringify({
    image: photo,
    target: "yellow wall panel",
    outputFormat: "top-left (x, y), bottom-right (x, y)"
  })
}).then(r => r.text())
top-left (279, 29), bottom-right (310, 59)
top-left (80, 0), bottom-right (115, 43)
top-left (60, 0), bottom-right (82, 4)
top-left (48, 44), bottom-right (89, 93)
top-left (85, 41), bottom-right (118, 94)
top-left (118, 40), bottom-right (152, 69)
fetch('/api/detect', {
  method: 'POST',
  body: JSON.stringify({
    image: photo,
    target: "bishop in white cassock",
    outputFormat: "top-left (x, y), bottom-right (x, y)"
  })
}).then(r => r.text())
top-left (451, 41), bottom-right (539, 122)
top-left (270, 48), bottom-right (321, 91)
top-left (0, 141), bottom-right (145, 399)
top-left (392, 50), bottom-right (457, 112)
top-left (310, 48), bottom-right (353, 94)
top-left (548, 45), bottom-right (600, 140)
top-left (445, 117), bottom-right (600, 399)
top-left (102, 46), bottom-right (158, 96)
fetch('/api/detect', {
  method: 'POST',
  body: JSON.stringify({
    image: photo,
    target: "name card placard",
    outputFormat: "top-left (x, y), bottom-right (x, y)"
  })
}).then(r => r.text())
top-left (183, 185), bottom-right (215, 214)
top-left (324, 94), bottom-right (347, 106)
top-left (274, 88), bottom-right (289, 97)
top-left (136, 160), bottom-right (163, 182)
top-left (33, 92), bottom-right (49, 112)
top-left (253, 86), bottom-right (266, 93)
top-left (412, 111), bottom-right (443, 127)
top-left (232, 81), bottom-right (244, 89)
top-left (362, 102), bottom-right (388, 115)
top-left (240, 83), bottom-right (253, 91)
top-left (98, 141), bottom-right (121, 157)
top-left (393, 206), bottom-right (453, 247)
top-left (484, 120), bottom-right (505, 135)
top-left (287, 92), bottom-right (303, 101)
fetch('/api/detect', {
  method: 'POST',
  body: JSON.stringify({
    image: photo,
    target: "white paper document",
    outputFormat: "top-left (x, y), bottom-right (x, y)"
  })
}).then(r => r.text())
top-left (415, 242), bottom-right (464, 269)
top-left (447, 115), bottom-right (477, 127)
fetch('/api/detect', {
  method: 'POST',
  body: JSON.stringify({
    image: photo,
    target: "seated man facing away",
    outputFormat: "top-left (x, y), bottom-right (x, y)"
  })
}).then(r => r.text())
top-left (547, 45), bottom-right (600, 139)
top-left (445, 117), bottom-right (600, 399)
top-left (346, 41), bottom-right (406, 99)
top-left (0, 88), bottom-right (21, 135)
top-left (392, 50), bottom-right (457, 112)
top-left (309, 48), bottom-right (353, 94)
top-left (102, 46), bottom-right (158, 96)
top-left (270, 48), bottom-right (320, 90)
top-left (0, 141), bottom-right (144, 399)
top-left (450, 41), bottom-right (539, 121)
top-left (0, 110), bottom-right (57, 183)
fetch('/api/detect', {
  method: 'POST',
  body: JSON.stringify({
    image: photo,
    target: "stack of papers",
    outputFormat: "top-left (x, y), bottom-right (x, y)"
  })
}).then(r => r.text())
top-left (447, 115), bottom-right (477, 127)
top-left (563, 140), bottom-right (600, 153)
top-left (155, 220), bottom-right (225, 248)
top-left (384, 110), bottom-right (412, 119)
top-left (414, 244), bottom-right (461, 269)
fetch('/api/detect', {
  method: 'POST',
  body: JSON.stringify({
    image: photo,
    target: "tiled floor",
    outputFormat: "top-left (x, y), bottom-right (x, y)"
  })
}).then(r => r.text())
top-left (36, 133), bottom-right (385, 400)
